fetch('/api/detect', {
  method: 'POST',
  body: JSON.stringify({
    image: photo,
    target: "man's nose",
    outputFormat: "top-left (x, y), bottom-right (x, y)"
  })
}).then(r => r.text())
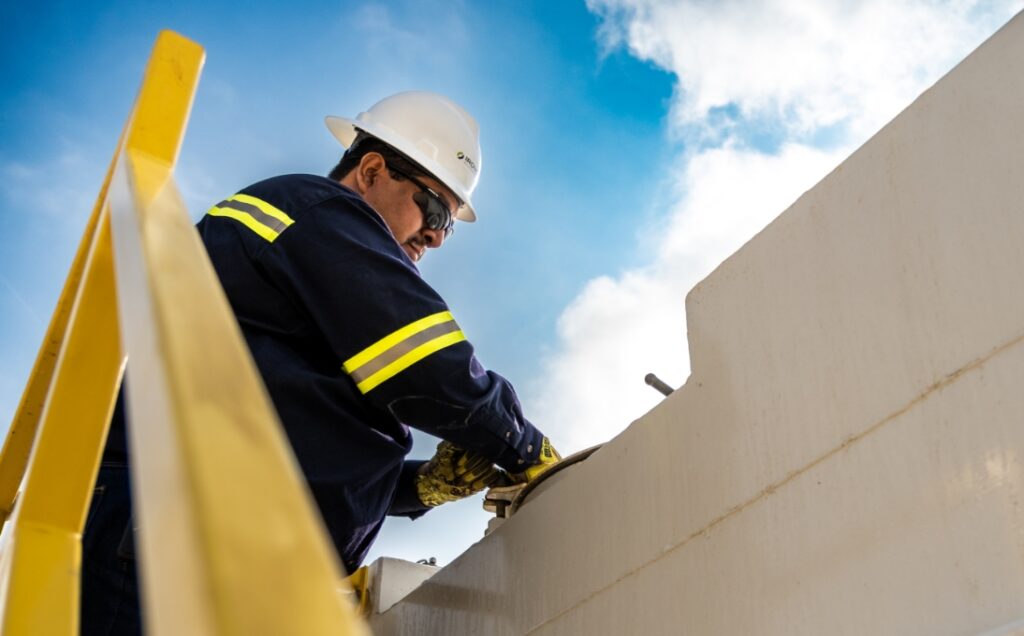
top-left (421, 227), bottom-right (446, 248)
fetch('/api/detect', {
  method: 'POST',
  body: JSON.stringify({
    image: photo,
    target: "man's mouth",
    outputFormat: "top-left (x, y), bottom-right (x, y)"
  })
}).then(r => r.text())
top-left (403, 242), bottom-right (426, 262)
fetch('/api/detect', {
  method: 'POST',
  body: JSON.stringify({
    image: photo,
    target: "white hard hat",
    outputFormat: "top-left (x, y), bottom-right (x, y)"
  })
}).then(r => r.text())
top-left (326, 91), bottom-right (481, 222)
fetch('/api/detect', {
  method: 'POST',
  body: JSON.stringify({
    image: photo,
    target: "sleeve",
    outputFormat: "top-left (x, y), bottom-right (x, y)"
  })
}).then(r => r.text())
top-left (387, 460), bottom-right (430, 518)
top-left (257, 197), bottom-right (546, 473)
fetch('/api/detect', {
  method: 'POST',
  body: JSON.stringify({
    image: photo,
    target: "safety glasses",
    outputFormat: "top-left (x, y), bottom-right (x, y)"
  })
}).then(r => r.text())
top-left (387, 164), bottom-right (456, 238)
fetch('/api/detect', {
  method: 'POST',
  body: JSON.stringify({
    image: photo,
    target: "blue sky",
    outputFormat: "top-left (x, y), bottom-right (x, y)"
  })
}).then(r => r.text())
top-left (2, 0), bottom-right (1020, 565)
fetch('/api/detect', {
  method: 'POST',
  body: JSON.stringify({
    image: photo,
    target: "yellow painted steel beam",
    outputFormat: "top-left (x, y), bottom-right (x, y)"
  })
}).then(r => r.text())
top-left (105, 31), bottom-right (367, 635)
top-left (0, 214), bottom-right (123, 635)
top-left (0, 124), bottom-right (127, 533)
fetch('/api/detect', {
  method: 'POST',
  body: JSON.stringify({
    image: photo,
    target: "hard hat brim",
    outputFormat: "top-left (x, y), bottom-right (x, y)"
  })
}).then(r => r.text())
top-left (325, 115), bottom-right (477, 222)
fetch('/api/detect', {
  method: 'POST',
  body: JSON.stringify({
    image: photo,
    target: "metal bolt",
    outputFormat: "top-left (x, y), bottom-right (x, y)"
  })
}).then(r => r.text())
top-left (645, 373), bottom-right (674, 397)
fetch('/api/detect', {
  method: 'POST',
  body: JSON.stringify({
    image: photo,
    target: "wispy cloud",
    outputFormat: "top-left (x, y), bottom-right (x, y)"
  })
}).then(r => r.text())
top-left (0, 274), bottom-right (43, 326)
top-left (532, 0), bottom-right (1022, 452)
top-left (344, 2), bottom-right (471, 85)
top-left (1, 142), bottom-right (99, 227)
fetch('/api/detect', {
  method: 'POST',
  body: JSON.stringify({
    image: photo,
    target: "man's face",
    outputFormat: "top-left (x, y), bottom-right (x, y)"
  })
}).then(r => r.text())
top-left (356, 155), bottom-right (458, 263)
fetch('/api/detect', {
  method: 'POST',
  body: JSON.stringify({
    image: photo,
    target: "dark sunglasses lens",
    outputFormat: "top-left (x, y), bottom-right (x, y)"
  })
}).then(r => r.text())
top-left (413, 191), bottom-right (455, 236)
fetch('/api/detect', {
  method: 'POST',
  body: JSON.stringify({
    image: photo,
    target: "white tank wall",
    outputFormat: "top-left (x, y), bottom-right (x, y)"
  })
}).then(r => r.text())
top-left (371, 12), bottom-right (1024, 635)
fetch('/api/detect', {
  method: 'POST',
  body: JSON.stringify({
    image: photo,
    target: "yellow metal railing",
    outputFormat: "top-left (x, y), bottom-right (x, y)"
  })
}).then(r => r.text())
top-left (0, 31), bottom-right (367, 636)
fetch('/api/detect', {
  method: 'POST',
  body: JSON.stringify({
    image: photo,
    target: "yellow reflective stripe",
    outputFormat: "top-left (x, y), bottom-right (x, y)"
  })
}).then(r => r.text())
top-left (343, 311), bottom-right (456, 373)
top-left (342, 311), bottom-right (467, 394)
top-left (207, 194), bottom-right (295, 243)
top-left (208, 206), bottom-right (281, 242)
top-left (232, 193), bottom-right (295, 226)
top-left (355, 330), bottom-right (466, 394)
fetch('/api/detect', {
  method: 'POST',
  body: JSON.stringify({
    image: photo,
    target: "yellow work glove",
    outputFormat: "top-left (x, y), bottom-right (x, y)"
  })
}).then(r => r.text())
top-left (415, 440), bottom-right (504, 507)
top-left (483, 437), bottom-right (561, 515)
top-left (518, 436), bottom-right (562, 482)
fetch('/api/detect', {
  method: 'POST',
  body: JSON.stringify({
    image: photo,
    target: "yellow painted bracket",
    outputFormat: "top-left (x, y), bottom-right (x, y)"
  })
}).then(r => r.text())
top-left (0, 30), bottom-right (369, 636)
top-left (345, 566), bottom-right (372, 617)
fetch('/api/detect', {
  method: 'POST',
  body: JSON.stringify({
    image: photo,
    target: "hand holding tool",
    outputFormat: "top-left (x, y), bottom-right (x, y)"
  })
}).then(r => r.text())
top-left (483, 437), bottom-right (561, 514)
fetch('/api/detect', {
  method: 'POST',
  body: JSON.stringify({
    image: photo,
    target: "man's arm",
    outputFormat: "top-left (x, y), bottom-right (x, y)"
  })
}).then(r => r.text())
top-left (257, 190), bottom-right (548, 472)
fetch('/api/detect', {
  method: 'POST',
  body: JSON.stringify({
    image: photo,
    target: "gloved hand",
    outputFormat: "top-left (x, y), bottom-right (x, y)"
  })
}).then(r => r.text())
top-left (415, 440), bottom-right (504, 507)
top-left (483, 437), bottom-right (561, 515)
top-left (517, 436), bottom-right (562, 483)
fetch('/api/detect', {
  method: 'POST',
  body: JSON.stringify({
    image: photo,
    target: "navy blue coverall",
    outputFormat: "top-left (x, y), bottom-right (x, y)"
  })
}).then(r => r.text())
top-left (82, 174), bottom-right (545, 634)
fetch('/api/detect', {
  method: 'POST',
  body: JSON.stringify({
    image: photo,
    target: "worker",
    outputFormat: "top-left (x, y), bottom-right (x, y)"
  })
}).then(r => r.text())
top-left (81, 91), bottom-right (560, 635)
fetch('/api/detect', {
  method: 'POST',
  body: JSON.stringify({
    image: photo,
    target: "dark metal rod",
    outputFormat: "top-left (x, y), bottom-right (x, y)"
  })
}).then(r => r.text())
top-left (644, 373), bottom-right (674, 396)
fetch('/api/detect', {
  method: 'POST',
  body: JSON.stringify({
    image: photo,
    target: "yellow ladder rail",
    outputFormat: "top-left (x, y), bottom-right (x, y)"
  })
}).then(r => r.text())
top-left (0, 123), bottom-right (128, 534)
top-left (0, 189), bottom-right (124, 636)
top-left (0, 31), bottom-right (368, 636)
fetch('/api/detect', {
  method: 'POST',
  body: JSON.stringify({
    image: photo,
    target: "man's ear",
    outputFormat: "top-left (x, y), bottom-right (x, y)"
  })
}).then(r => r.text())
top-left (355, 152), bottom-right (385, 193)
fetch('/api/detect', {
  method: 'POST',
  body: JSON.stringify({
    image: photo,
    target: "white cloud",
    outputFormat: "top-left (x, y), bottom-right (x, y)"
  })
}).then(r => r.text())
top-left (531, 1), bottom-right (1022, 453)
top-left (588, 0), bottom-right (1022, 140)
top-left (655, 143), bottom-right (844, 270)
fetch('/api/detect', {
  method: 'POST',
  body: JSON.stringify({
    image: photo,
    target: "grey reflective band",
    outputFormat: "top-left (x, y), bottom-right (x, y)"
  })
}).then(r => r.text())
top-left (216, 198), bottom-right (290, 234)
top-left (348, 320), bottom-right (462, 385)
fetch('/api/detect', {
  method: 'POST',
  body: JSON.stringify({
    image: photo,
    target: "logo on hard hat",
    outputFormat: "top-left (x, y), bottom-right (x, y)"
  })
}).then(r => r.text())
top-left (456, 151), bottom-right (478, 174)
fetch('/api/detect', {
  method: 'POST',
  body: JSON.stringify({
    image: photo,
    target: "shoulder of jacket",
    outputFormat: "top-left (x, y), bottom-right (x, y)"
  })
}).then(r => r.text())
top-left (231, 175), bottom-right (414, 264)
top-left (239, 174), bottom-right (354, 214)
top-left (245, 175), bottom-right (391, 227)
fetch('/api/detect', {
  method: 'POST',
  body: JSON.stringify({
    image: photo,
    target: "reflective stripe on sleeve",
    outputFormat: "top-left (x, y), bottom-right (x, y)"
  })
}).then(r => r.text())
top-left (343, 311), bottom-right (467, 394)
top-left (208, 193), bottom-right (295, 242)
